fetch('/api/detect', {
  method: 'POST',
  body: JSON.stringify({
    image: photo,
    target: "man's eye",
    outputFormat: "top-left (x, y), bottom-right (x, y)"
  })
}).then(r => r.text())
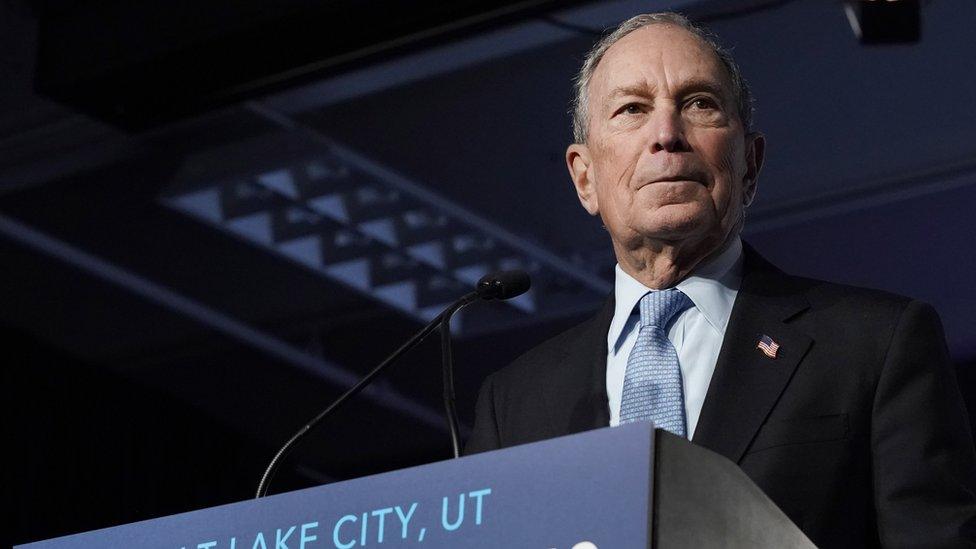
top-left (689, 97), bottom-right (717, 110)
top-left (619, 103), bottom-right (644, 115)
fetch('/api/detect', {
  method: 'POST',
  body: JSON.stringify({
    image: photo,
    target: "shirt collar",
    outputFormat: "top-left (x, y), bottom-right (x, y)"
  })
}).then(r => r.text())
top-left (607, 237), bottom-right (743, 352)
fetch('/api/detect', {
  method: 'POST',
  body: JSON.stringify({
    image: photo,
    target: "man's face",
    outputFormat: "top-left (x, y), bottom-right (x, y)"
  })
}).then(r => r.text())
top-left (567, 24), bottom-right (764, 259)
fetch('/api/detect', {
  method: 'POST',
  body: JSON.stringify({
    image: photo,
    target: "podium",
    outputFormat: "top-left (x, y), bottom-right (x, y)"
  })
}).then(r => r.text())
top-left (18, 423), bottom-right (813, 548)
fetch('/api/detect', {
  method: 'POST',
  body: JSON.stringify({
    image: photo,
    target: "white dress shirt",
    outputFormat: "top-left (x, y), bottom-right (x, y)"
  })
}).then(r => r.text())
top-left (607, 238), bottom-right (743, 438)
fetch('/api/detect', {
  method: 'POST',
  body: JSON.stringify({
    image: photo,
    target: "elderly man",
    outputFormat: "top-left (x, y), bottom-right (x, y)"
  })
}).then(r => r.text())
top-left (465, 12), bottom-right (976, 547)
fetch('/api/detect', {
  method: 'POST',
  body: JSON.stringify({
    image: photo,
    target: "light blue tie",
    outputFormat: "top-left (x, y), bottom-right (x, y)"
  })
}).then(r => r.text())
top-left (619, 289), bottom-right (693, 436)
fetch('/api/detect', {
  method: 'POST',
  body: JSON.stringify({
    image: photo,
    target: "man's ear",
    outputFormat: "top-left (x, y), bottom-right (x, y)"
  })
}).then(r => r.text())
top-left (742, 131), bottom-right (766, 207)
top-left (566, 143), bottom-right (599, 215)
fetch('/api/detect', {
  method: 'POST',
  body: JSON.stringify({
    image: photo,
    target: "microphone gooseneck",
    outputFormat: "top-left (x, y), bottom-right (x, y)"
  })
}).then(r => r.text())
top-left (440, 304), bottom-right (464, 458)
top-left (255, 270), bottom-right (531, 498)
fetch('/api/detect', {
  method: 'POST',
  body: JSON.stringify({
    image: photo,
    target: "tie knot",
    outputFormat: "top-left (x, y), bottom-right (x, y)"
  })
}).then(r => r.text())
top-left (638, 289), bottom-right (692, 329)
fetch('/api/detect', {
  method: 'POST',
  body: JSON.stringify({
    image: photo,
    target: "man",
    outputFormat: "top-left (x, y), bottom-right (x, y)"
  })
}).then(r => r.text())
top-left (465, 12), bottom-right (976, 548)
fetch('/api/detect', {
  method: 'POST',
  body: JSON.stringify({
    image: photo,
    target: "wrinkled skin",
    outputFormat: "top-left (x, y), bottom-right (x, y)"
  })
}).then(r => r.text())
top-left (567, 23), bottom-right (765, 289)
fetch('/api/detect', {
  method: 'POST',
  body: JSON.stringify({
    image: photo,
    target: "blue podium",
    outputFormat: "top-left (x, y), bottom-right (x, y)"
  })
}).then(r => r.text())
top-left (18, 423), bottom-right (813, 548)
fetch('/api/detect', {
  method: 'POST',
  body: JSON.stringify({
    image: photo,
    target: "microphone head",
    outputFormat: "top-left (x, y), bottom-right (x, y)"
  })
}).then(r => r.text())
top-left (476, 270), bottom-right (531, 300)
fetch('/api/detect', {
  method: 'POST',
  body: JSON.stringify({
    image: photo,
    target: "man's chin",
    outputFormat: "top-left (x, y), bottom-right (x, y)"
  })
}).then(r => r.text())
top-left (633, 212), bottom-right (713, 242)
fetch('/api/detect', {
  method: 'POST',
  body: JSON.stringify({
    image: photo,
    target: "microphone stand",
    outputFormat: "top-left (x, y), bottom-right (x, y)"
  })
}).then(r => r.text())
top-left (254, 269), bottom-right (529, 499)
top-left (440, 301), bottom-right (466, 459)
top-left (255, 291), bottom-right (479, 499)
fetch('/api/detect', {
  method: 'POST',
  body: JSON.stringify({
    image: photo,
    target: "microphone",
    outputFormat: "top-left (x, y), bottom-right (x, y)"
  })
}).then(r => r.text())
top-left (441, 270), bottom-right (530, 458)
top-left (476, 270), bottom-right (532, 300)
top-left (255, 270), bottom-right (531, 498)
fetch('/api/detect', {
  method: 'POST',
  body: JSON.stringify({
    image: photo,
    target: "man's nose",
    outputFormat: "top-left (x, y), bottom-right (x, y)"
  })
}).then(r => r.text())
top-left (649, 107), bottom-right (689, 153)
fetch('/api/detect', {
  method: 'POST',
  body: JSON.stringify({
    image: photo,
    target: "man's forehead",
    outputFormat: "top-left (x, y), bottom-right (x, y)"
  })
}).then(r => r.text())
top-left (604, 77), bottom-right (727, 101)
top-left (591, 24), bottom-right (732, 99)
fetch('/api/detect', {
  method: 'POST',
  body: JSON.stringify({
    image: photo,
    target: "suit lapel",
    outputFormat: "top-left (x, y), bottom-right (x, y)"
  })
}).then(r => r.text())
top-left (693, 246), bottom-right (814, 463)
top-left (540, 296), bottom-right (613, 435)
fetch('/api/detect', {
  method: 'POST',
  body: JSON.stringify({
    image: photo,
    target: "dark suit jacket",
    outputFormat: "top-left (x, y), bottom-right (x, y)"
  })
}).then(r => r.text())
top-left (466, 245), bottom-right (976, 548)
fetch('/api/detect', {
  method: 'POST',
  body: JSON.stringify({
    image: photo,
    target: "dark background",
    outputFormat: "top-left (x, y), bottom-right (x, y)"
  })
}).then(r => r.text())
top-left (4, 1), bottom-right (975, 546)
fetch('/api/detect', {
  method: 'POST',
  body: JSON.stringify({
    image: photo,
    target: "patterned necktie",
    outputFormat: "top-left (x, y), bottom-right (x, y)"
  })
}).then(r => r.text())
top-left (619, 288), bottom-right (693, 436)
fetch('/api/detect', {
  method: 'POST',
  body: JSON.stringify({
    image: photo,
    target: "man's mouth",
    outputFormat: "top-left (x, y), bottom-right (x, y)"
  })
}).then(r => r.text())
top-left (642, 175), bottom-right (705, 187)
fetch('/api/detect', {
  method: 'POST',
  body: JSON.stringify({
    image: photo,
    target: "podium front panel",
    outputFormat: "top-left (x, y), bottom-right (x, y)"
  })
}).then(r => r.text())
top-left (19, 422), bottom-right (655, 549)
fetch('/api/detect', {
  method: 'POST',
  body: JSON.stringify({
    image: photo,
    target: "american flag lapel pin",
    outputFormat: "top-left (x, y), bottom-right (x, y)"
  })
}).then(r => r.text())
top-left (757, 334), bottom-right (780, 359)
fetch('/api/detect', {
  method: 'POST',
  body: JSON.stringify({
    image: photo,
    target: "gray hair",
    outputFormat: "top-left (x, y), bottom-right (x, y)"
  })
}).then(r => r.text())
top-left (571, 12), bottom-right (754, 143)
